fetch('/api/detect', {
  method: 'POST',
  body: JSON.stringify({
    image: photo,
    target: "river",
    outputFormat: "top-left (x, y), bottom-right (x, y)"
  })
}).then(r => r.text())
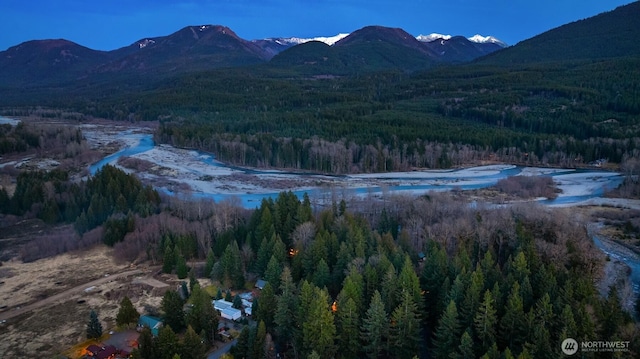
top-left (88, 133), bottom-right (638, 291)
top-left (89, 133), bottom-right (624, 208)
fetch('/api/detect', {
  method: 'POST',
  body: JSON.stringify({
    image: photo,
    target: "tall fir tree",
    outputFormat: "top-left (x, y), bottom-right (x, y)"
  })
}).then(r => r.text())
top-left (302, 287), bottom-right (336, 358)
top-left (264, 255), bottom-right (283, 292)
top-left (251, 321), bottom-right (267, 359)
top-left (499, 282), bottom-right (527, 352)
top-left (433, 300), bottom-right (461, 359)
top-left (360, 290), bottom-right (389, 359)
top-left (157, 325), bottom-right (180, 359)
top-left (181, 325), bottom-right (205, 359)
top-left (274, 267), bottom-right (299, 357)
top-left (162, 290), bottom-right (185, 333)
top-left (335, 297), bottom-right (359, 359)
top-left (474, 290), bottom-right (498, 354)
top-left (257, 282), bottom-right (277, 329)
top-left (389, 289), bottom-right (421, 359)
top-left (460, 268), bottom-right (485, 330)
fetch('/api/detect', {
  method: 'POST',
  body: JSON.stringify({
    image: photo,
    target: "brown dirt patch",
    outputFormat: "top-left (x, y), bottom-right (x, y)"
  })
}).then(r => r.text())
top-left (0, 245), bottom-right (168, 358)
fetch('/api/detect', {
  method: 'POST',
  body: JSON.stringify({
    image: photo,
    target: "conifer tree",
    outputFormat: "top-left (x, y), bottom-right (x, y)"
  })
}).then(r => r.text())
top-left (474, 290), bottom-right (497, 353)
top-left (312, 258), bottom-right (331, 289)
top-left (162, 290), bottom-right (185, 332)
top-left (396, 255), bottom-right (422, 310)
top-left (233, 294), bottom-right (243, 309)
top-left (157, 325), bottom-right (179, 359)
top-left (86, 309), bottom-right (103, 339)
top-left (360, 290), bottom-right (388, 359)
top-left (257, 282), bottom-right (277, 329)
top-left (380, 266), bottom-right (398, 314)
top-left (460, 268), bottom-right (484, 329)
top-left (421, 243), bottom-right (449, 325)
top-left (251, 321), bottom-right (267, 359)
top-left (180, 281), bottom-right (189, 299)
top-left (339, 268), bottom-right (365, 316)
top-left (264, 255), bottom-right (283, 292)
top-left (457, 329), bottom-right (475, 359)
top-left (137, 327), bottom-right (156, 359)
top-left (433, 300), bottom-right (461, 359)
top-left (389, 289), bottom-right (421, 359)
top-left (231, 326), bottom-right (250, 359)
top-left (205, 248), bottom-right (215, 278)
top-left (335, 297), bottom-right (359, 359)
top-left (274, 267), bottom-right (299, 357)
top-left (163, 244), bottom-right (175, 274)
top-left (499, 282), bottom-right (526, 352)
top-left (186, 285), bottom-right (219, 345)
top-left (303, 287), bottom-right (336, 358)
top-left (181, 325), bottom-right (205, 359)
top-left (116, 296), bottom-right (140, 327)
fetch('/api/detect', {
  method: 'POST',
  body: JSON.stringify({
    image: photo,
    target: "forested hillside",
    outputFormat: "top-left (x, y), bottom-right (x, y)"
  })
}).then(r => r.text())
top-left (2, 3), bottom-right (640, 173)
top-left (134, 57), bottom-right (639, 172)
top-left (478, 1), bottom-right (640, 65)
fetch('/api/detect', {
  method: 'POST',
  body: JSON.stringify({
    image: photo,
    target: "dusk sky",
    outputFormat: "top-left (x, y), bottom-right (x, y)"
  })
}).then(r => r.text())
top-left (0, 0), bottom-right (633, 51)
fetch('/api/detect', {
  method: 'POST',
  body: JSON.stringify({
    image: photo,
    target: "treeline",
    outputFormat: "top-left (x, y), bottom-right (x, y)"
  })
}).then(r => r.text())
top-left (3, 54), bottom-right (640, 173)
top-left (0, 165), bottom-right (160, 259)
top-left (0, 121), bottom-right (99, 167)
top-left (144, 58), bottom-right (640, 172)
top-left (5, 58), bottom-right (639, 173)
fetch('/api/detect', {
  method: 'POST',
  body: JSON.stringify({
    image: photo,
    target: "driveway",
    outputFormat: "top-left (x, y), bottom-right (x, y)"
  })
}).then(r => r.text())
top-left (207, 339), bottom-right (237, 359)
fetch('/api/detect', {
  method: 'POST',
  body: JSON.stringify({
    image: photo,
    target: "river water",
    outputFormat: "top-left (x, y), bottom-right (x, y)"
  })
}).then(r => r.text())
top-left (88, 133), bottom-right (639, 292)
top-left (89, 134), bottom-right (624, 208)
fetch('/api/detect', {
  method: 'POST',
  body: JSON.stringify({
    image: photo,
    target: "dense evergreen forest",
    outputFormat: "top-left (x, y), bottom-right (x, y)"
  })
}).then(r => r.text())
top-left (147, 58), bottom-right (639, 173)
top-left (109, 185), bottom-right (640, 359)
top-left (6, 55), bottom-right (638, 174)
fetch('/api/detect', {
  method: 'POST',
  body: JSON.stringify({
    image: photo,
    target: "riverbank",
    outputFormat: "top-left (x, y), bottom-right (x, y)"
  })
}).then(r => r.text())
top-left (83, 130), bottom-right (624, 208)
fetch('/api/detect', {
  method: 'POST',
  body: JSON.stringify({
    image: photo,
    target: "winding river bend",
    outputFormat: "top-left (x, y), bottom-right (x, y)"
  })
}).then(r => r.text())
top-left (90, 134), bottom-right (624, 207)
top-left (89, 133), bottom-right (639, 292)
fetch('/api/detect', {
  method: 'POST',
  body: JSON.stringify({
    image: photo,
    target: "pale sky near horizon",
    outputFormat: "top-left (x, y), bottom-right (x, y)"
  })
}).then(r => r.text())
top-left (0, 0), bottom-right (634, 51)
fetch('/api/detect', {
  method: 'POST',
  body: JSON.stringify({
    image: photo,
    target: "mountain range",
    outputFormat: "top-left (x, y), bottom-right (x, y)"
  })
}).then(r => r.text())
top-left (0, 25), bottom-right (505, 87)
top-left (0, 1), bottom-right (639, 173)
top-left (0, 1), bottom-right (638, 92)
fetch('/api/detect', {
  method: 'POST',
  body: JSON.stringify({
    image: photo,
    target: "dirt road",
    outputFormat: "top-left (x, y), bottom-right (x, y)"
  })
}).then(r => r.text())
top-left (0, 268), bottom-right (143, 322)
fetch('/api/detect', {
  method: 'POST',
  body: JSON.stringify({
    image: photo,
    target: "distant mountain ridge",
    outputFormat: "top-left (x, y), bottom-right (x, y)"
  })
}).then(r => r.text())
top-left (0, 24), bottom-right (506, 87)
top-left (2, 1), bottom-right (639, 89)
top-left (478, 1), bottom-right (640, 64)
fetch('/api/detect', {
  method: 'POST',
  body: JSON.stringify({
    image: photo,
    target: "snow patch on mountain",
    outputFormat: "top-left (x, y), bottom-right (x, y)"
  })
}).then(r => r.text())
top-left (265, 33), bottom-right (350, 46)
top-left (416, 33), bottom-right (452, 42)
top-left (468, 34), bottom-right (507, 46)
top-left (138, 39), bottom-right (156, 49)
top-left (417, 33), bottom-right (507, 47)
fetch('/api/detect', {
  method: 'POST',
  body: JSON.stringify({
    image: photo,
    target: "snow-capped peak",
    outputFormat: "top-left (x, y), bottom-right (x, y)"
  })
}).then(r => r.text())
top-left (266, 33), bottom-right (350, 46)
top-left (467, 34), bottom-right (507, 47)
top-left (416, 33), bottom-right (452, 42)
top-left (416, 33), bottom-right (506, 47)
